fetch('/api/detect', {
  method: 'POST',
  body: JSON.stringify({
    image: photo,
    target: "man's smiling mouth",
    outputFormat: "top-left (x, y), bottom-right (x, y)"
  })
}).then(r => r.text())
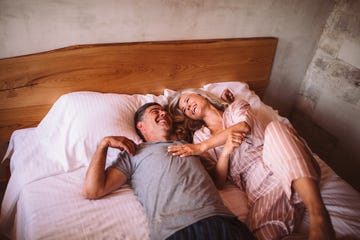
top-left (157, 118), bottom-right (169, 124)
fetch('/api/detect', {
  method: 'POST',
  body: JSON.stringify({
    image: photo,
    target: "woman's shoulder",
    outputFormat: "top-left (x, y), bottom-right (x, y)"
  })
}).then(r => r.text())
top-left (225, 98), bottom-right (250, 112)
top-left (193, 126), bottom-right (211, 142)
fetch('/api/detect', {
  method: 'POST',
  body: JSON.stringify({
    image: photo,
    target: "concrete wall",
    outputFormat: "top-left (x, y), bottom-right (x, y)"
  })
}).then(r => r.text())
top-left (295, 0), bottom-right (360, 189)
top-left (0, 0), bottom-right (334, 115)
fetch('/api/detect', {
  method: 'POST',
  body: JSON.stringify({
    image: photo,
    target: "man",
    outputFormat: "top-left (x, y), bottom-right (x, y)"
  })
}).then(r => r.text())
top-left (83, 102), bottom-right (254, 240)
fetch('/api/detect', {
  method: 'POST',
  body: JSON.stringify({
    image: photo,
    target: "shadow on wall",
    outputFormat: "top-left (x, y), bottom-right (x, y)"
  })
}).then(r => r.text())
top-left (290, 108), bottom-right (360, 192)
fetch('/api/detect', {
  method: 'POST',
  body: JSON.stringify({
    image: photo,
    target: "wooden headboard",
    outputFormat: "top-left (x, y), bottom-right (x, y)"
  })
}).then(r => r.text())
top-left (0, 37), bottom-right (277, 160)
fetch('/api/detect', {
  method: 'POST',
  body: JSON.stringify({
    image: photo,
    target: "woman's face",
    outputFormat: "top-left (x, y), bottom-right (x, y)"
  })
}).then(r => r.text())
top-left (178, 93), bottom-right (208, 120)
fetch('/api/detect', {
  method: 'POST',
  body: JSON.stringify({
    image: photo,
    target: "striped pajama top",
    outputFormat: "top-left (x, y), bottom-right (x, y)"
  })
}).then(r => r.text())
top-left (194, 99), bottom-right (276, 206)
top-left (193, 99), bottom-right (320, 239)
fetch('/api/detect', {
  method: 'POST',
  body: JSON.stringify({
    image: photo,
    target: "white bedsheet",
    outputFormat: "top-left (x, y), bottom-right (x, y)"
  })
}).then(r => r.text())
top-left (7, 154), bottom-right (360, 240)
top-left (1, 128), bottom-right (69, 235)
top-left (14, 167), bottom-right (150, 240)
top-left (2, 140), bottom-right (360, 239)
top-left (296, 156), bottom-right (360, 239)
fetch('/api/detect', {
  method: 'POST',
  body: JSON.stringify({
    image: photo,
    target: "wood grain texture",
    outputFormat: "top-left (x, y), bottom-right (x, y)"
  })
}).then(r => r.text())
top-left (0, 37), bottom-right (277, 159)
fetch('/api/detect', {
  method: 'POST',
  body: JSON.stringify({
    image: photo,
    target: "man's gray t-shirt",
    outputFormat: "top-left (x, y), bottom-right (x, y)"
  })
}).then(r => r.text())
top-left (110, 140), bottom-right (233, 240)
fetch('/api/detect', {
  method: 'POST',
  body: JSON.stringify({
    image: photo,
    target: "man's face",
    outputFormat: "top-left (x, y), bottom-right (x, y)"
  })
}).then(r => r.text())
top-left (137, 105), bottom-right (173, 140)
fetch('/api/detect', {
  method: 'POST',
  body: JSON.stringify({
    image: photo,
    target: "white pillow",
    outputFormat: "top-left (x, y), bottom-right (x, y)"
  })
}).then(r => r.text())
top-left (37, 91), bottom-right (168, 171)
top-left (202, 81), bottom-right (289, 126)
top-left (164, 81), bottom-right (289, 128)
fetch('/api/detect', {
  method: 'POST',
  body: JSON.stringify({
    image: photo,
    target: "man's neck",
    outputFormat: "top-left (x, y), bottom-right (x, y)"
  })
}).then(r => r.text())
top-left (145, 135), bottom-right (171, 143)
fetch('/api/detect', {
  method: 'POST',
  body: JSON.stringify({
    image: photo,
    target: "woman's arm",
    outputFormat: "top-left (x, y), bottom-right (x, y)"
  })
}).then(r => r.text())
top-left (199, 121), bottom-right (249, 152)
top-left (83, 136), bottom-right (136, 199)
top-left (213, 131), bottom-right (244, 189)
top-left (168, 121), bottom-right (250, 157)
top-left (168, 99), bottom-right (252, 157)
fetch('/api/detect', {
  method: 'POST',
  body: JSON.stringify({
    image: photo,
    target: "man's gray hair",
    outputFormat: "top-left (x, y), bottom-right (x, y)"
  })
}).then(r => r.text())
top-left (134, 102), bottom-right (161, 142)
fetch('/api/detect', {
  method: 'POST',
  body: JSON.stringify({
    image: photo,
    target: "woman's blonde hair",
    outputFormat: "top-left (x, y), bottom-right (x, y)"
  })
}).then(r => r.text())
top-left (167, 88), bottom-right (229, 142)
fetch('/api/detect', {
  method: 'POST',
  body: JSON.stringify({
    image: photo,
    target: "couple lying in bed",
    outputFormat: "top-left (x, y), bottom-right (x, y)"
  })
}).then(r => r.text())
top-left (83, 88), bottom-right (335, 240)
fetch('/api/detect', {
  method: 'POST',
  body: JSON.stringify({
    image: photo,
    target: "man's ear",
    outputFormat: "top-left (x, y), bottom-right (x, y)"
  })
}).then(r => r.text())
top-left (136, 121), bottom-right (144, 132)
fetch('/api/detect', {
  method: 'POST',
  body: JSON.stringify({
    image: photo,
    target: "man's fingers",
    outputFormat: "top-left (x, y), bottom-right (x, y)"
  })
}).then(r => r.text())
top-left (118, 141), bottom-right (136, 155)
top-left (128, 141), bottom-right (136, 154)
top-left (120, 144), bottom-right (132, 155)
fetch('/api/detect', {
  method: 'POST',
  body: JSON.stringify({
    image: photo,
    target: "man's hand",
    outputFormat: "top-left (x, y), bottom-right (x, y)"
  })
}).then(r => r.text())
top-left (101, 136), bottom-right (136, 156)
top-left (168, 143), bottom-right (206, 157)
top-left (83, 136), bottom-right (133, 199)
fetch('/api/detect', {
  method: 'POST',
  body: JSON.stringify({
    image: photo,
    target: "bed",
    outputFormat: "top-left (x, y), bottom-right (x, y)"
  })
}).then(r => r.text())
top-left (0, 38), bottom-right (359, 239)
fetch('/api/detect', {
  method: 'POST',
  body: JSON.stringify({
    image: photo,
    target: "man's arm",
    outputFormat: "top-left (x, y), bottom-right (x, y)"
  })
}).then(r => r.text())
top-left (83, 136), bottom-right (136, 199)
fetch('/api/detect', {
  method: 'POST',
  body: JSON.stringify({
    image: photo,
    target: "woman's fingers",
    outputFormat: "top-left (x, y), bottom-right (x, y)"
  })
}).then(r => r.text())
top-left (168, 144), bottom-right (193, 157)
top-left (168, 145), bottom-right (182, 156)
top-left (221, 88), bottom-right (235, 103)
top-left (168, 145), bottom-right (181, 152)
top-left (228, 132), bottom-right (244, 147)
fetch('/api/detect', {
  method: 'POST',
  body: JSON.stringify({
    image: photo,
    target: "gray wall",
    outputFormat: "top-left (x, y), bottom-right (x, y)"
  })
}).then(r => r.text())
top-left (4, 0), bottom-right (360, 188)
top-left (0, 0), bottom-right (333, 116)
top-left (295, 0), bottom-right (360, 189)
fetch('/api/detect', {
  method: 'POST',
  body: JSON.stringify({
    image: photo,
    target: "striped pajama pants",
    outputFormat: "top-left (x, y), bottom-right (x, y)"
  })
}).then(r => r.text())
top-left (249, 121), bottom-right (321, 240)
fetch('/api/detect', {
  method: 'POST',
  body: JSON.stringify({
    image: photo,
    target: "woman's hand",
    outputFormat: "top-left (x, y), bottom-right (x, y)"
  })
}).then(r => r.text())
top-left (213, 130), bottom-right (243, 189)
top-left (168, 143), bottom-right (205, 157)
top-left (221, 88), bottom-right (235, 103)
top-left (221, 131), bottom-right (244, 156)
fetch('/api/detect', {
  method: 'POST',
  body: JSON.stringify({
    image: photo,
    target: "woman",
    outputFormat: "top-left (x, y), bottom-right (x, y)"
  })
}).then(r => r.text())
top-left (167, 88), bottom-right (335, 240)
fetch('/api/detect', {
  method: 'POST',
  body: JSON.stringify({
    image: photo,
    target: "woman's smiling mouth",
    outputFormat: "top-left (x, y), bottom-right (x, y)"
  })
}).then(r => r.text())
top-left (191, 104), bottom-right (197, 114)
